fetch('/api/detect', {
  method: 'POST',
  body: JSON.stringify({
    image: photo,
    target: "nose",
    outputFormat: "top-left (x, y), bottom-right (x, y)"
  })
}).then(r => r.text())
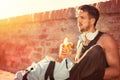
top-left (77, 18), bottom-right (82, 26)
top-left (77, 17), bottom-right (82, 23)
top-left (77, 21), bottom-right (81, 31)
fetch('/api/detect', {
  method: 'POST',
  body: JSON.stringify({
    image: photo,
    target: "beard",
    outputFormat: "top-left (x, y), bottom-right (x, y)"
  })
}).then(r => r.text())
top-left (77, 22), bottom-right (90, 33)
top-left (79, 25), bottom-right (90, 33)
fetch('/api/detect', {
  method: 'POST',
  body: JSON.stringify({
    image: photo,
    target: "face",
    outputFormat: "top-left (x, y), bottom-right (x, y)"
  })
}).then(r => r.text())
top-left (77, 10), bottom-right (92, 33)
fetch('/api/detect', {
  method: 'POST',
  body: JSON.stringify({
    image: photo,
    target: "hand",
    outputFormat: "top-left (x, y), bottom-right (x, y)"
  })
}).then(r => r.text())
top-left (59, 42), bottom-right (74, 59)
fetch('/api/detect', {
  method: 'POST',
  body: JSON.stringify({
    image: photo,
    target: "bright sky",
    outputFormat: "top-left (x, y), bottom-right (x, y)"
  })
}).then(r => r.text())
top-left (0, 0), bottom-right (109, 19)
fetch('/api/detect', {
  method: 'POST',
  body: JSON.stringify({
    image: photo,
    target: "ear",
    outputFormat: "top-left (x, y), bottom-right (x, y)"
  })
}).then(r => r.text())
top-left (90, 18), bottom-right (95, 25)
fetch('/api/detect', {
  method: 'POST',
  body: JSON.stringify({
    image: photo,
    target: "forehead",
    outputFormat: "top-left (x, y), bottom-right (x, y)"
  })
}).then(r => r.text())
top-left (76, 10), bottom-right (89, 17)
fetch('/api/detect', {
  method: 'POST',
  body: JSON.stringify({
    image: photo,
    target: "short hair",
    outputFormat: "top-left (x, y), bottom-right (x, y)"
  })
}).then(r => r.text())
top-left (78, 5), bottom-right (100, 26)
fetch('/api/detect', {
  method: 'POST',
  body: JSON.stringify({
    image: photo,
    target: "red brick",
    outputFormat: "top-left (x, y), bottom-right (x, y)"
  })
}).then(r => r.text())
top-left (47, 48), bottom-right (59, 54)
top-left (34, 47), bottom-right (43, 52)
top-left (98, 0), bottom-right (120, 14)
top-left (9, 14), bottom-right (33, 24)
top-left (39, 34), bottom-right (48, 39)
top-left (21, 58), bottom-right (31, 64)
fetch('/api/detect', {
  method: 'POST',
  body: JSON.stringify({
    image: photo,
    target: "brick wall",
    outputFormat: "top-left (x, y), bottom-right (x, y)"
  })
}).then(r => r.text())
top-left (0, 0), bottom-right (119, 73)
top-left (97, 0), bottom-right (120, 52)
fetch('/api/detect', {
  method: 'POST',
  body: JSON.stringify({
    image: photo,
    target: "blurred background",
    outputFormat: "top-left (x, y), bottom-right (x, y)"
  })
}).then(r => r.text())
top-left (0, 0), bottom-right (119, 80)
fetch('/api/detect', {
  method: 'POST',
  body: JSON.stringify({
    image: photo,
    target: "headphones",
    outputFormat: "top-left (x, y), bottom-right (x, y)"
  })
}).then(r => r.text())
top-left (79, 30), bottom-right (99, 42)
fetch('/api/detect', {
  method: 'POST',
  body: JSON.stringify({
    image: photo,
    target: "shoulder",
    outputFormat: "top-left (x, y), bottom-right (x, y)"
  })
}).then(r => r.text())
top-left (98, 32), bottom-right (118, 50)
top-left (100, 33), bottom-right (116, 43)
top-left (100, 33), bottom-right (111, 40)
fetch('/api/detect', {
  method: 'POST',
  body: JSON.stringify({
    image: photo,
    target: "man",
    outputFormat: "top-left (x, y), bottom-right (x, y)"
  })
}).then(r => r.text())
top-left (66, 5), bottom-right (120, 80)
top-left (15, 5), bottom-right (120, 80)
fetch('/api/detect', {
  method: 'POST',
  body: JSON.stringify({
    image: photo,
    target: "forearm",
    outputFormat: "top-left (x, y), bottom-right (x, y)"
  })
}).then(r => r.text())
top-left (104, 67), bottom-right (120, 80)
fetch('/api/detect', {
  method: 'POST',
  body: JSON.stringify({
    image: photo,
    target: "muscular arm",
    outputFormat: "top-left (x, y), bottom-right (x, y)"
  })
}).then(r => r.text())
top-left (100, 34), bottom-right (120, 79)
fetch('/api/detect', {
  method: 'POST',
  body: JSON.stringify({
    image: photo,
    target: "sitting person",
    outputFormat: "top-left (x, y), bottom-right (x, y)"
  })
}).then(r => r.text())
top-left (14, 5), bottom-right (120, 80)
top-left (14, 38), bottom-right (108, 80)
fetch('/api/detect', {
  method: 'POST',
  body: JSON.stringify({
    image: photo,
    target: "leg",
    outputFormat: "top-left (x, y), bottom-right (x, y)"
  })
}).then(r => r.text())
top-left (68, 45), bottom-right (108, 80)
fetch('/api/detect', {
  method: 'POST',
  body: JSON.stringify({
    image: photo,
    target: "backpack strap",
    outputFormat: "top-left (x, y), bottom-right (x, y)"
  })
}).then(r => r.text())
top-left (81, 31), bottom-right (104, 54)
top-left (22, 68), bottom-right (33, 80)
top-left (45, 61), bottom-right (55, 80)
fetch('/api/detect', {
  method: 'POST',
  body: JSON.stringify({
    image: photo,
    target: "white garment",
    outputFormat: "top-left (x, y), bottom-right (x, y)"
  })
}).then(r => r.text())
top-left (75, 35), bottom-right (84, 61)
top-left (75, 30), bottom-right (99, 61)
top-left (14, 58), bottom-right (74, 80)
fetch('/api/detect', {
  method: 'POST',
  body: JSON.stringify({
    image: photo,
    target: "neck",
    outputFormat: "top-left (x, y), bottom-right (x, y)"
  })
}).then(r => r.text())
top-left (80, 27), bottom-right (98, 43)
top-left (88, 26), bottom-right (96, 33)
top-left (83, 24), bottom-right (95, 32)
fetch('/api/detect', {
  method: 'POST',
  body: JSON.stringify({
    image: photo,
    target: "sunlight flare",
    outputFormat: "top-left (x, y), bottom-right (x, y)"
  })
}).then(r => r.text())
top-left (0, 0), bottom-right (109, 19)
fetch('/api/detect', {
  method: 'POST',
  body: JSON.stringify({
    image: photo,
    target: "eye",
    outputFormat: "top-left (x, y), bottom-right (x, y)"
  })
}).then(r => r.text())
top-left (79, 16), bottom-right (85, 19)
top-left (78, 15), bottom-right (84, 19)
top-left (81, 16), bottom-right (84, 19)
